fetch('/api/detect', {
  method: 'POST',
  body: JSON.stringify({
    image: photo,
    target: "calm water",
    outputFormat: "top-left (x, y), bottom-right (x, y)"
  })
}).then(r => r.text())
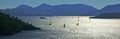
top-left (0, 16), bottom-right (120, 39)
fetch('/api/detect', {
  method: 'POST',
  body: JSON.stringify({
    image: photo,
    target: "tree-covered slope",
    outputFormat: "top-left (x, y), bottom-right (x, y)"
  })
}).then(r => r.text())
top-left (0, 12), bottom-right (40, 36)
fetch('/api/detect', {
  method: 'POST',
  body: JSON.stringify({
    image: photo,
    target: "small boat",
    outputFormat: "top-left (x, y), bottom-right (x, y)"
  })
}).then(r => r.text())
top-left (40, 17), bottom-right (46, 19)
top-left (49, 23), bottom-right (52, 25)
top-left (63, 24), bottom-right (66, 28)
top-left (76, 23), bottom-right (79, 26)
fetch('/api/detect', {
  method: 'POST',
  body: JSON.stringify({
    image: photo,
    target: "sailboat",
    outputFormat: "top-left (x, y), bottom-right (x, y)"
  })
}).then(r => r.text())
top-left (63, 24), bottom-right (66, 28)
top-left (76, 23), bottom-right (79, 26)
top-left (63, 16), bottom-right (66, 28)
top-left (76, 16), bottom-right (79, 26)
top-left (49, 22), bottom-right (52, 25)
top-left (49, 19), bottom-right (52, 25)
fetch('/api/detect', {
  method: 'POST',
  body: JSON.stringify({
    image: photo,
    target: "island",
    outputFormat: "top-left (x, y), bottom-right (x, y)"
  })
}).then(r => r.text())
top-left (91, 12), bottom-right (120, 19)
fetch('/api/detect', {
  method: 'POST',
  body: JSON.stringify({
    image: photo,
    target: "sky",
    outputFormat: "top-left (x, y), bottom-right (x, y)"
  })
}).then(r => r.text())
top-left (0, 0), bottom-right (120, 9)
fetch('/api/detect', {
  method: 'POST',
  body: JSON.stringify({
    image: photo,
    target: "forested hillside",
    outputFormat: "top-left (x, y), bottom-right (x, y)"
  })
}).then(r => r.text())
top-left (0, 12), bottom-right (40, 36)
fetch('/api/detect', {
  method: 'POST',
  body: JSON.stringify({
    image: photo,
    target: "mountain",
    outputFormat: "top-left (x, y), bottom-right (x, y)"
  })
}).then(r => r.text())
top-left (91, 4), bottom-right (120, 16)
top-left (100, 4), bottom-right (120, 13)
top-left (1, 4), bottom-right (97, 16)
top-left (1, 5), bottom-right (35, 16)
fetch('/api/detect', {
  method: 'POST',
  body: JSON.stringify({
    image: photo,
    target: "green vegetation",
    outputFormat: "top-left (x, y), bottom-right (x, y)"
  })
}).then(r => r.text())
top-left (0, 12), bottom-right (40, 36)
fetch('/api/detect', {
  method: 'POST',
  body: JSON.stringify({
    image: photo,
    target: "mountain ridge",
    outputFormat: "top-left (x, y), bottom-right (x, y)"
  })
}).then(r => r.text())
top-left (1, 4), bottom-right (120, 16)
top-left (0, 4), bottom-right (98, 16)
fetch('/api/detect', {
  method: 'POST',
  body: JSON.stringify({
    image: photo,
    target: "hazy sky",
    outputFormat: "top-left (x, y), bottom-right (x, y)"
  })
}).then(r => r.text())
top-left (0, 0), bottom-right (120, 9)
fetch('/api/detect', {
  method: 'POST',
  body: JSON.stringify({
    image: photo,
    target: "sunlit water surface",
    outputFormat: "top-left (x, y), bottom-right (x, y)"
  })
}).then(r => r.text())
top-left (0, 16), bottom-right (120, 39)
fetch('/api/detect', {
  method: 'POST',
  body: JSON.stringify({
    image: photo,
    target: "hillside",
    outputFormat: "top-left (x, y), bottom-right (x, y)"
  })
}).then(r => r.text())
top-left (0, 12), bottom-right (40, 36)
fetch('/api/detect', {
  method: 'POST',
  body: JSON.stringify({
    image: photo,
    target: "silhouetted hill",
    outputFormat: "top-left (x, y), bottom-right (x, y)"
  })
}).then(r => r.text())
top-left (0, 12), bottom-right (40, 36)
top-left (1, 4), bottom-right (97, 16)
top-left (92, 13), bottom-right (120, 18)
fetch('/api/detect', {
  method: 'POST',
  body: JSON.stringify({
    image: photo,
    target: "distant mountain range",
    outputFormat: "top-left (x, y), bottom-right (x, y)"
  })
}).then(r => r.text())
top-left (1, 4), bottom-right (120, 16)
top-left (0, 4), bottom-right (97, 16)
